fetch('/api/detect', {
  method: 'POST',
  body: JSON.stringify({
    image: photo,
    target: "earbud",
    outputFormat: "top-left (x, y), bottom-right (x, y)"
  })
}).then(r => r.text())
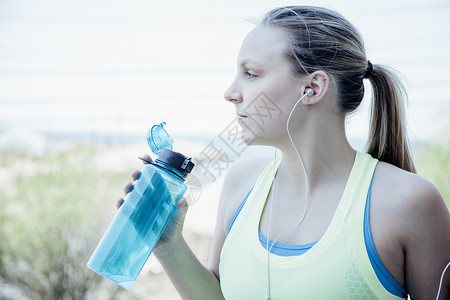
top-left (305, 88), bottom-right (314, 97)
top-left (298, 88), bottom-right (314, 102)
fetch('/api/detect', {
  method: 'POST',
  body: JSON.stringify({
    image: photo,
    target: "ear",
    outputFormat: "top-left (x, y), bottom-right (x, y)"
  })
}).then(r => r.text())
top-left (301, 71), bottom-right (329, 106)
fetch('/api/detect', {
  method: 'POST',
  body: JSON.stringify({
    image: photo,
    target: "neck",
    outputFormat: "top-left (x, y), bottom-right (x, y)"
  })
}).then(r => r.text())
top-left (275, 117), bottom-right (355, 194)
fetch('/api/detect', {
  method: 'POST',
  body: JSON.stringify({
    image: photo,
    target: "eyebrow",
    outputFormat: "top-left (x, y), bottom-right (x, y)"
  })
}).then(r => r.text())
top-left (239, 59), bottom-right (264, 68)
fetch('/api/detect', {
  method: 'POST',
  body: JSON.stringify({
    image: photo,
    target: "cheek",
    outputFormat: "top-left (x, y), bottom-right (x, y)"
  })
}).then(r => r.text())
top-left (240, 74), bottom-right (301, 139)
top-left (263, 87), bottom-right (300, 127)
top-left (261, 74), bottom-right (300, 108)
top-left (238, 104), bottom-right (289, 146)
top-left (245, 80), bottom-right (297, 109)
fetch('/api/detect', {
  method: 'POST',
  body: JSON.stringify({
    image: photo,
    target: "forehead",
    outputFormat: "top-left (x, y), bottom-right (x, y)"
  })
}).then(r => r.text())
top-left (237, 25), bottom-right (289, 67)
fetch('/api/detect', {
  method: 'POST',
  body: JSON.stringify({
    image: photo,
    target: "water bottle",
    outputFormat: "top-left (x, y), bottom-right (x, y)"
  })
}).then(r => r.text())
top-left (87, 122), bottom-right (195, 289)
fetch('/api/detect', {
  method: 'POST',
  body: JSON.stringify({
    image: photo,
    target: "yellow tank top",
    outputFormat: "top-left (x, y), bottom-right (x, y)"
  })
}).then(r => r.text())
top-left (219, 152), bottom-right (404, 299)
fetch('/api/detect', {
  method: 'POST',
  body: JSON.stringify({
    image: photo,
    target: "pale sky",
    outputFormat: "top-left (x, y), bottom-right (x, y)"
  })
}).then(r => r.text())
top-left (0, 0), bottom-right (449, 146)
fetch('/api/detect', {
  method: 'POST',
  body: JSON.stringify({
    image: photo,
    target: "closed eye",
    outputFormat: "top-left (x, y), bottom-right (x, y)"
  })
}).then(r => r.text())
top-left (245, 71), bottom-right (257, 80)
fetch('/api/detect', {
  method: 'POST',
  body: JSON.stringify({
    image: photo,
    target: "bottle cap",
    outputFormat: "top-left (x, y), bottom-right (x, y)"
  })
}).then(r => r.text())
top-left (155, 148), bottom-right (195, 178)
top-left (147, 122), bottom-right (174, 155)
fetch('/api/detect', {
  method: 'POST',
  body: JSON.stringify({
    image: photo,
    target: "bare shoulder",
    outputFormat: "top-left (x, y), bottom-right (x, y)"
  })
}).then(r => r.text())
top-left (219, 156), bottom-right (273, 234)
top-left (371, 161), bottom-right (448, 234)
top-left (373, 161), bottom-right (446, 216)
top-left (371, 161), bottom-right (450, 297)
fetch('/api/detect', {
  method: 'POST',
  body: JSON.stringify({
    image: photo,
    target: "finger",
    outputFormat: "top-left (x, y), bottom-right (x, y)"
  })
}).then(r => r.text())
top-left (138, 153), bottom-right (153, 165)
top-left (172, 197), bottom-right (189, 227)
top-left (131, 169), bottom-right (140, 181)
top-left (116, 197), bottom-right (124, 209)
top-left (123, 181), bottom-right (133, 195)
top-left (178, 197), bottom-right (189, 209)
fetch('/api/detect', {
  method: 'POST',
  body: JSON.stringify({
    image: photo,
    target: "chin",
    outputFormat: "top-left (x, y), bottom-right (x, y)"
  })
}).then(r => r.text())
top-left (240, 132), bottom-right (257, 146)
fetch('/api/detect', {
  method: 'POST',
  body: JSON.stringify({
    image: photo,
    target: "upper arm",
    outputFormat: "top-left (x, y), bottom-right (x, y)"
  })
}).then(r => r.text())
top-left (401, 177), bottom-right (450, 299)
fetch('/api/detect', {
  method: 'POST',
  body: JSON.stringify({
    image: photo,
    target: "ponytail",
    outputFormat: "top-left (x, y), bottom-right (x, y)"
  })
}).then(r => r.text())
top-left (367, 65), bottom-right (416, 173)
top-left (261, 6), bottom-right (417, 173)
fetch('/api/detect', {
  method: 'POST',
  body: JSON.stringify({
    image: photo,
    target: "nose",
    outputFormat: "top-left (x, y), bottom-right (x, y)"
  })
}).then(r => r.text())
top-left (224, 79), bottom-right (243, 104)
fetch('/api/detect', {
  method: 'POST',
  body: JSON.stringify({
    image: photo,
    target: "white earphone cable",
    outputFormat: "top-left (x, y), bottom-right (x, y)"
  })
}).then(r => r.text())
top-left (265, 147), bottom-right (276, 300)
top-left (436, 261), bottom-right (450, 300)
top-left (265, 91), bottom-right (311, 299)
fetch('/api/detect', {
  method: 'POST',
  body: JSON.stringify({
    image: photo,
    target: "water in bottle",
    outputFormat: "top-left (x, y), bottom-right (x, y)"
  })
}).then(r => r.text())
top-left (87, 122), bottom-right (194, 289)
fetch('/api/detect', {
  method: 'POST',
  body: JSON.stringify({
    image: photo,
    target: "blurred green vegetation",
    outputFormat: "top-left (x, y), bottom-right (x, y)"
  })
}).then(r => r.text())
top-left (0, 146), bottom-right (131, 299)
top-left (415, 142), bottom-right (450, 209)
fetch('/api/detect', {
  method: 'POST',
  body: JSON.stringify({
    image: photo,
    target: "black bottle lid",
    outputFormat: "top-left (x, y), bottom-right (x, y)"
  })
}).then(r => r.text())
top-left (155, 148), bottom-right (195, 178)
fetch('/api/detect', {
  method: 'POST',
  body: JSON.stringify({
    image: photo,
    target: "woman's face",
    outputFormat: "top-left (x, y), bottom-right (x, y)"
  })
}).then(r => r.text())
top-left (224, 25), bottom-right (307, 146)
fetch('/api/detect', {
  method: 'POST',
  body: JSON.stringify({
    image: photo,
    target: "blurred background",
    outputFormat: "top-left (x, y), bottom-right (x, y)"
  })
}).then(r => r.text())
top-left (0, 0), bottom-right (449, 299)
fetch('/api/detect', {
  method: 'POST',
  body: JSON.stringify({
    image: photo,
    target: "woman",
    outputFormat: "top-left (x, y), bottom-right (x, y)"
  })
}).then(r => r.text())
top-left (118, 6), bottom-right (450, 299)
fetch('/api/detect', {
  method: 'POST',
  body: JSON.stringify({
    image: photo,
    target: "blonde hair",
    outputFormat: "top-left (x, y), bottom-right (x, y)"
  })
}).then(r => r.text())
top-left (262, 6), bottom-right (416, 173)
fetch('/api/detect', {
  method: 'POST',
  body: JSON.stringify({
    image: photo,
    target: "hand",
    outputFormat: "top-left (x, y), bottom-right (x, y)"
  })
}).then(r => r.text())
top-left (116, 153), bottom-right (152, 209)
top-left (115, 153), bottom-right (189, 252)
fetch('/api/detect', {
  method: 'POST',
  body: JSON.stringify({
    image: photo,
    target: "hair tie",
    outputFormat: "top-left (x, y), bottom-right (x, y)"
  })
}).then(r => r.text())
top-left (363, 60), bottom-right (373, 79)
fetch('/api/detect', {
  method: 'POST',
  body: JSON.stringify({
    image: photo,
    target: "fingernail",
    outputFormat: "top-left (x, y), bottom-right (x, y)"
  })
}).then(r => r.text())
top-left (138, 157), bottom-right (152, 164)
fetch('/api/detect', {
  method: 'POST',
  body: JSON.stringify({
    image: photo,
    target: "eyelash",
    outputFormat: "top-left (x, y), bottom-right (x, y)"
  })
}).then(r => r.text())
top-left (244, 71), bottom-right (257, 80)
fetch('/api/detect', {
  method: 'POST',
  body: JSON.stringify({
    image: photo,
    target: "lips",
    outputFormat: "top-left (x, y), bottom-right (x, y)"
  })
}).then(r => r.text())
top-left (237, 114), bottom-right (248, 124)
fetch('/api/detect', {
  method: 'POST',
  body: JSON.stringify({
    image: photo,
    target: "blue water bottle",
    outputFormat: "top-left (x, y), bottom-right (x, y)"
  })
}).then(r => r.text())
top-left (87, 122), bottom-right (195, 289)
